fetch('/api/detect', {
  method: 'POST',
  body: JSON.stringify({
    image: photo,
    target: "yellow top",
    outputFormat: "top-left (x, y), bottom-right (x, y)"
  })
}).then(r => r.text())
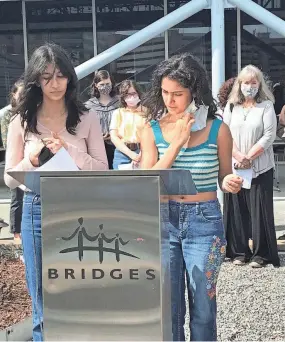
top-left (110, 106), bottom-right (146, 143)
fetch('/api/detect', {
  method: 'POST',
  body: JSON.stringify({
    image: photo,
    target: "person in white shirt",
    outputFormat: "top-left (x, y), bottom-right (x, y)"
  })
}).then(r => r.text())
top-left (223, 64), bottom-right (280, 268)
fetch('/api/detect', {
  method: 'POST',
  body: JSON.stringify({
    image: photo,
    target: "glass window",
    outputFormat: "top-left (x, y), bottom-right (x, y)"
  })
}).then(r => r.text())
top-left (96, 0), bottom-right (165, 91)
top-left (26, 0), bottom-right (94, 100)
top-left (241, 11), bottom-right (285, 87)
top-left (241, 4), bottom-right (285, 114)
top-left (0, 1), bottom-right (24, 108)
top-left (167, 3), bottom-right (212, 79)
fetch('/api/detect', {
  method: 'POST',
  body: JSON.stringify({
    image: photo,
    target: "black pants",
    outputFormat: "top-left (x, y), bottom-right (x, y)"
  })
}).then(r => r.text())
top-left (105, 142), bottom-right (115, 170)
top-left (224, 168), bottom-right (280, 266)
top-left (10, 187), bottom-right (24, 234)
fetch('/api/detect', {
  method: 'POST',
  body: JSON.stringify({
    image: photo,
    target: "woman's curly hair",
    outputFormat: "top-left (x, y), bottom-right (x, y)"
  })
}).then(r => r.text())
top-left (142, 53), bottom-right (217, 121)
top-left (217, 77), bottom-right (236, 110)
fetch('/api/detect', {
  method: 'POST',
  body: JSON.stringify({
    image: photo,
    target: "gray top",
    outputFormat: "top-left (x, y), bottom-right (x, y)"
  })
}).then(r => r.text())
top-left (223, 100), bottom-right (277, 178)
top-left (85, 96), bottom-right (119, 145)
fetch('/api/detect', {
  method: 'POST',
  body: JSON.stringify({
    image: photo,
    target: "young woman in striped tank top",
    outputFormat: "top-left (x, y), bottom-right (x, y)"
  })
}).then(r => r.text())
top-left (141, 53), bottom-right (243, 341)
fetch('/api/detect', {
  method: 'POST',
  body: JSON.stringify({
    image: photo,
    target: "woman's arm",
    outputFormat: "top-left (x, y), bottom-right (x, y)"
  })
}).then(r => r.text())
top-left (279, 105), bottom-right (285, 126)
top-left (223, 103), bottom-right (249, 165)
top-left (246, 101), bottom-right (277, 161)
top-left (66, 111), bottom-right (108, 170)
top-left (4, 115), bottom-right (37, 189)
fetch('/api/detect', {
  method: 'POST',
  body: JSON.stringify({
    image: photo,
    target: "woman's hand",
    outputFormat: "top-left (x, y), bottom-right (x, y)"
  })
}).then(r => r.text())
top-left (234, 161), bottom-right (251, 169)
top-left (129, 151), bottom-right (141, 163)
top-left (235, 151), bottom-right (251, 166)
top-left (103, 133), bottom-right (110, 141)
top-left (43, 132), bottom-right (67, 154)
top-left (222, 174), bottom-right (243, 194)
top-left (173, 114), bottom-right (195, 148)
top-left (29, 140), bottom-right (45, 167)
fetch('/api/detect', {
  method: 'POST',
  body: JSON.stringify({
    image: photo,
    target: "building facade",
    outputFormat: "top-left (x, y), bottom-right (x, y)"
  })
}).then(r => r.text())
top-left (0, 0), bottom-right (285, 106)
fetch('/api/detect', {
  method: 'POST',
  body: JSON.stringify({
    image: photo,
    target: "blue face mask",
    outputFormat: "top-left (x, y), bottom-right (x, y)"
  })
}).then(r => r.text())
top-left (186, 100), bottom-right (209, 132)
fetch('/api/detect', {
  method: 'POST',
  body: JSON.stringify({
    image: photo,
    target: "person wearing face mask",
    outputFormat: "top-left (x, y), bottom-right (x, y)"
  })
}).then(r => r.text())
top-left (110, 80), bottom-right (145, 169)
top-left (223, 65), bottom-right (280, 268)
top-left (140, 53), bottom-right (242, 342)
top-left (85, 70), bottom-right (119, 169)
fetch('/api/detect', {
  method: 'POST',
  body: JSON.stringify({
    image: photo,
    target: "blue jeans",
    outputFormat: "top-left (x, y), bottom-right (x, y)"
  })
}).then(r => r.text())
top-left (113, 148), bottom-right (139, 170)
top-left (21, 192), bottom-right (43, 341)
top-left (166, 199), bottom-right (226, 341)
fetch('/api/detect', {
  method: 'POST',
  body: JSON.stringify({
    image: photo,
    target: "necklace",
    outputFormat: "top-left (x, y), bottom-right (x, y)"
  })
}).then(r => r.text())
top-left (242, 105), bottom-right (254, 121)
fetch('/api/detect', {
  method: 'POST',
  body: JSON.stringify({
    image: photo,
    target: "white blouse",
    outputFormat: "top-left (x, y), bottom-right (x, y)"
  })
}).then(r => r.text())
top-left (223, 100), bottom-right (277, 178)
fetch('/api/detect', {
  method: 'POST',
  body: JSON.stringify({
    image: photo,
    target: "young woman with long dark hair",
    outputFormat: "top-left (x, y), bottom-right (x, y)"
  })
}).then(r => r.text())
top-left (140, 53), bottom-right (242, 341)
top-left (4, 43), bottom-right (108, 341)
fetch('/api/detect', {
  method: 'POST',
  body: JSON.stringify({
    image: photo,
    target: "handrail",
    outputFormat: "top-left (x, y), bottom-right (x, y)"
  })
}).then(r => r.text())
top-left (228, 0), bottom-right (285, 38)
top-left (75, 0), bottom-right (209, 79)
top-left (0, 0), bottom-right (209, 118)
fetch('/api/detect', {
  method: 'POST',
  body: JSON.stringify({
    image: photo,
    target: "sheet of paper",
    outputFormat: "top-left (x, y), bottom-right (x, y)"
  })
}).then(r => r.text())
top-left (233, 167), bottom-right (253, 189)
top-left (118, 162), bottom-right (140, 170)
top-left (35, 147), bottom-right (79, 172)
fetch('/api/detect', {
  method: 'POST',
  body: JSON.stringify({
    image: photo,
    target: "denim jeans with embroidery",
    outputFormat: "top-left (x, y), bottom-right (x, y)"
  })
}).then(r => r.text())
top-left (165, 199), bottom-right (226, 341)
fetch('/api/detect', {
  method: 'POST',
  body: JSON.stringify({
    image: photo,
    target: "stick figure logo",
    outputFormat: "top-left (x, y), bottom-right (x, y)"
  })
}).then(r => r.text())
top-left (60, 218), bottom-right (140, 263)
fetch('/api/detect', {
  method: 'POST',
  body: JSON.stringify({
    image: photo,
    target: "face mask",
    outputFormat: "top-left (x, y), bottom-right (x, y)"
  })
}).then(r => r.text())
top-left (125, 95), bottom-right (140, 107)
top-left (240, 84), bottom-right (258, 98)
top-left (97, 84), bottom-right (112, 95)
top-left (186, 100), bottom-right (208, 132)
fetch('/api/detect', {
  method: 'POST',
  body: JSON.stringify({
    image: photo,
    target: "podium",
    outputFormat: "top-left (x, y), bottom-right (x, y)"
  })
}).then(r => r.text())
top-left (9, 170), bottom-right (196, 341)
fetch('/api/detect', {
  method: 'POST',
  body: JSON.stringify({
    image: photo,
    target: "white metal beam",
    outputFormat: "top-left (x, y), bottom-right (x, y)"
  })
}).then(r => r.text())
top-left (75, 0), bottom-right (209, 80)
top-left (211, 0), bottom-right (225, 98)
top-left (211, 0), bottom-right (225, 205)
top-left (228, 0), bottom-right (285, 38)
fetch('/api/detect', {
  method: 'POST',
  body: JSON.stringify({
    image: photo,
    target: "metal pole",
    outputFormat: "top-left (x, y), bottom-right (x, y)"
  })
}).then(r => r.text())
top-left (75, 0), bottom-right (209, 80)
top-left (211, 0), bottom-right (225, 206)
top-left (228, 0), bottom-right (285, 38)
top-left (211, 0), bottom-right (225, 98)
top-left (164, 0), bottom-right (169, 60)
top-left (22, 0), bottom-right (28, 68)
top-left (237, 8), bottom-right (241, 73)
top-left (92, 0), bottom-right (97, 56)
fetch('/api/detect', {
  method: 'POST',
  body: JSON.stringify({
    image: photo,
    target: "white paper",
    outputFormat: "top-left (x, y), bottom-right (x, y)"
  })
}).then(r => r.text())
top-left (35, 147), bottom-right (79, 172)
top-left (118, 162), bottom-right (140, 170)
top-left (232, 160), bottom-right (253, 189)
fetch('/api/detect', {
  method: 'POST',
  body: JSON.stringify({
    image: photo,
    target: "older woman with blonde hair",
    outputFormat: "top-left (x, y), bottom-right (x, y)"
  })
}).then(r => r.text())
top-left (223, 64), bottom-right (280, 268)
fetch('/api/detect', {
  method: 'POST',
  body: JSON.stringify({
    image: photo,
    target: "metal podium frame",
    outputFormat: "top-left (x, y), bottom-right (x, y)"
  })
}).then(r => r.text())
top-left (9, 170), bottom-right (196, 341)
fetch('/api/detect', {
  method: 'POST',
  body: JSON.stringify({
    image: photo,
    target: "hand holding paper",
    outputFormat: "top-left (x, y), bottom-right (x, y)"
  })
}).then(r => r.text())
top-left (35, 147), bottom-right (79, 171)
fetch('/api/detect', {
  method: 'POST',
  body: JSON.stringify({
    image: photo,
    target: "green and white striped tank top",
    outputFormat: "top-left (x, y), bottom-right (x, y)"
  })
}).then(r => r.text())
top-left (150, 118), bottom-right (222, 193)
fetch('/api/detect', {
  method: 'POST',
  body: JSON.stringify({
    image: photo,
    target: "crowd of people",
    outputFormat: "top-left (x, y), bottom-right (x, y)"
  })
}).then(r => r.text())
top-left (1, 42), bottom-right (282, 341)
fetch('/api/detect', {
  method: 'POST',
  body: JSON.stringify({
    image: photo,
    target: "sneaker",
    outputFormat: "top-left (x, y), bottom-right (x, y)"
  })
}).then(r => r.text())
top-left (233, 258), bottom-right (246, 266)
top-left (249, 260), bottom-right (265, 268)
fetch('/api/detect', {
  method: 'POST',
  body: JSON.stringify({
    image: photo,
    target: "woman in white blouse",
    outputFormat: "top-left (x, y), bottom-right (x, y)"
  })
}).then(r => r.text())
top-left (223, 65), bottom-right (280, 268)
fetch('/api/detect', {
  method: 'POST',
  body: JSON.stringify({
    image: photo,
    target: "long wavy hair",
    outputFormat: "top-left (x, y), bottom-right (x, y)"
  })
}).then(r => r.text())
top-left (13, 43), bottom-right (87, 137)
top-left (142, 53), bottom-right (217, 121)
top-left (91, 70), bottom-right (116, 98)
top-left (228, 65), bottom-right (275, 105)
top-left (218, 77), bottom-right (236, 110)
top-left (10, 79), bottom-right (24, 108)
